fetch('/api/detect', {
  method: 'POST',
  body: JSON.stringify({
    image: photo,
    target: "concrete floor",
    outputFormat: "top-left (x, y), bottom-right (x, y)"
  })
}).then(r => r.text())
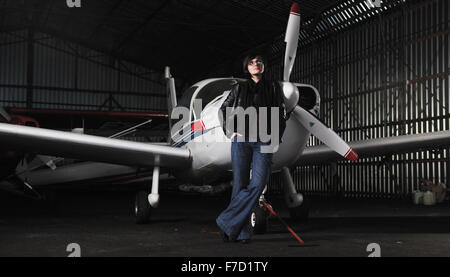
top-left (1, 189), bottom-right (450, 257)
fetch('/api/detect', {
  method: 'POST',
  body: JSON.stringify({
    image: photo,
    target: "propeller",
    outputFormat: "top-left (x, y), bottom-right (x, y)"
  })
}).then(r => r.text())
top-left (292, 106), bottom-right (358, 161)
top-left (282, 3), bottom-right (358, 162)
top-left (283, 2), bottom-right (301, 82)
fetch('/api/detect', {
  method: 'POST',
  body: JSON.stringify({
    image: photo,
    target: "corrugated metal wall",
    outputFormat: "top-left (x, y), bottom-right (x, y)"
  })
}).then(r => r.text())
top-left (0, 30), bottom-right (167, 112)
top-left (0, 30), bottom-right (27, 107)
top-left (267, 0), bottom-right (449, 198)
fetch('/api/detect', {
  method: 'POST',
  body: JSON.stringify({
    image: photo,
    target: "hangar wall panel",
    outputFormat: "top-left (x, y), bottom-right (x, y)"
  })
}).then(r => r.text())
top-left (0, 30), bottom-right (27, 107)
top-left (0, 31), bottom-right (166, 112)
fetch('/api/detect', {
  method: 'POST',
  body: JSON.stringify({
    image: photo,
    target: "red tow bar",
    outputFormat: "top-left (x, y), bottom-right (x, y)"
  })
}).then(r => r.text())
top-left (262, 201), bottom-right (304, 245)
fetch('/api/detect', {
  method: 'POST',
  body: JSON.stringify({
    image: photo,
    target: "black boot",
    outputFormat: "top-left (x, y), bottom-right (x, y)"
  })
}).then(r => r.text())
top-left (221, 231), bottom-right (230, 243)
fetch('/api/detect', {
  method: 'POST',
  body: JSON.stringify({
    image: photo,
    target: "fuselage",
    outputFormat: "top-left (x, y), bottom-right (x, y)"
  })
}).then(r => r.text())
top-left (170, 78), bottom-right (320, 185)
top-left (13, 78), bottom-right (320, 187)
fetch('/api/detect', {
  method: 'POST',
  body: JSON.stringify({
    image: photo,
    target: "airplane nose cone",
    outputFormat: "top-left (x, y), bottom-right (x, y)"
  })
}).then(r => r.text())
top-left (280, 82), bottom-right (299, 113)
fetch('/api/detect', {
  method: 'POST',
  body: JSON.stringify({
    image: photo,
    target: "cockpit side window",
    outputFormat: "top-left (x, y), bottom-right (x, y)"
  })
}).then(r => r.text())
top-left (192, 79), bottom-right (241, 119)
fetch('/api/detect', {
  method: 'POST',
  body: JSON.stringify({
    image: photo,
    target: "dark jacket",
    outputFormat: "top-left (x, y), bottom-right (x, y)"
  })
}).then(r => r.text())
top-left (220, 78), bottom-right (288, 143)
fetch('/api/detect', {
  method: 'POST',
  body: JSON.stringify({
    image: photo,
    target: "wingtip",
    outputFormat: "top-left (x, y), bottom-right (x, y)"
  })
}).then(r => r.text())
top-left (290, 2), bottom-right (301, 15)
top-left (345, 149), bottom-right (358, 161)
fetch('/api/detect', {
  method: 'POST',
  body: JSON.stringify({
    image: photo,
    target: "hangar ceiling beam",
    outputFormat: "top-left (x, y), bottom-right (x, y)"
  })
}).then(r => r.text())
top-left (85, 0), bottom-right (125, 42)
top-left (112, 1), bottom-right (170, 55)
top-left (226, 0), bottom-right (286, 25)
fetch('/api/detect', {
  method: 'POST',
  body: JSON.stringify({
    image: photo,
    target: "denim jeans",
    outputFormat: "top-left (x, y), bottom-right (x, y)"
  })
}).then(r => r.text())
top-left (216, 137), bottom-right (273, 240)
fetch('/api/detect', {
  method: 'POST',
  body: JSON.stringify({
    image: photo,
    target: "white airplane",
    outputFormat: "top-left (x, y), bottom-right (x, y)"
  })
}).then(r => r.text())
top-left (0, 3), bottom-right (449, 232)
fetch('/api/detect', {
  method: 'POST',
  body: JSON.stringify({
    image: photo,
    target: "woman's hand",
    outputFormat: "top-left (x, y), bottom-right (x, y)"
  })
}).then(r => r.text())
top-left (230, 132), bottom-right (243, 139)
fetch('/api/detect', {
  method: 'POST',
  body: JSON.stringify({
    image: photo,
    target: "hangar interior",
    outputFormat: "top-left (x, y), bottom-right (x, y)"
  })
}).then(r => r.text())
top-left (0, 0), bottom-right (448, 199)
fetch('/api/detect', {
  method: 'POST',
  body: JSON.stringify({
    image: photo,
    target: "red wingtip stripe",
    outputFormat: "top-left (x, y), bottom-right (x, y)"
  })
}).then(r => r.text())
top-left (290, 3), bottom-right (301, 15)
top-left (344, 149), bottom-right (358, 161)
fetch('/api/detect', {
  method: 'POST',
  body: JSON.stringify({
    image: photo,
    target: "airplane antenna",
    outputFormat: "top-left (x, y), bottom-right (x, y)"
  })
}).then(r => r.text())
top-left (109, 119), bottom-right (153, 139)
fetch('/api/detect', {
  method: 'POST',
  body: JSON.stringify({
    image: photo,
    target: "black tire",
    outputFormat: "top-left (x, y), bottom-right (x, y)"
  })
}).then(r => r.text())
top-left (250, 205), bottom-right (268, 234)
top-left (289, 198), bottom-right (309, 222)
top-left (135, 191), bottom-right (151, 224)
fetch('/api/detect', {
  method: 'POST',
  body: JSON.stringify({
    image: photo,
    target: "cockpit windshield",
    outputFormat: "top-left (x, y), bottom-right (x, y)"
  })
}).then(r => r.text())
top-left (171, 86), bottom-right (198, 128)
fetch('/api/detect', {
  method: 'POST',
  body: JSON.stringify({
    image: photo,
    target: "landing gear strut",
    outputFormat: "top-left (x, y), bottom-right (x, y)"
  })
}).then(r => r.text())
top-left (282, 167), bottom-right (309, 222)
top-left (134, 166), bottom-right (160, 224)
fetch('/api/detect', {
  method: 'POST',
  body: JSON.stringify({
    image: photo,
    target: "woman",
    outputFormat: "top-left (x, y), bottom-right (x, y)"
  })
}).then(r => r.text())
top-left (216, 54), bottom-right (288, 244)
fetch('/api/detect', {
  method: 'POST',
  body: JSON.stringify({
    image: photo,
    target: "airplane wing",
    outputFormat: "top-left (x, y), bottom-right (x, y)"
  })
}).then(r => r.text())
top-left (0, 123), bottom-right (190, 168)
top-left (296, 130), bottom-right (450, 165)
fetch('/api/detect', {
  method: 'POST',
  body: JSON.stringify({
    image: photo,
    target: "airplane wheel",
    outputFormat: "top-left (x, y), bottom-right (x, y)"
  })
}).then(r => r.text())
top-left (135, 191), bottom-right (151, 224)
top-left (250, 205), bottom-right (268, 234)
top-left (289, 198), bottom-right (309, 222)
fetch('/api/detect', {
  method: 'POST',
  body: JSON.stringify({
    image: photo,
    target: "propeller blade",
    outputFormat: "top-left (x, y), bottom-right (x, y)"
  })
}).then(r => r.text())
top-left (283, 2), bottom-right (301, 81)
top-left (292, 106), bottom-right (358, 161)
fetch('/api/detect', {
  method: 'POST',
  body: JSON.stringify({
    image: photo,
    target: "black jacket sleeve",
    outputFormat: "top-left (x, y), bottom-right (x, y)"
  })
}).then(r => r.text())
top-left (219, 83), bottom-right (239, 137)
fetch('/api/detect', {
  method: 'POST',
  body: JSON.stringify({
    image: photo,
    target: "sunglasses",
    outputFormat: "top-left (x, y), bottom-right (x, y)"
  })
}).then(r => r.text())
top-left (248, 60), bottom-right (264, 66)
